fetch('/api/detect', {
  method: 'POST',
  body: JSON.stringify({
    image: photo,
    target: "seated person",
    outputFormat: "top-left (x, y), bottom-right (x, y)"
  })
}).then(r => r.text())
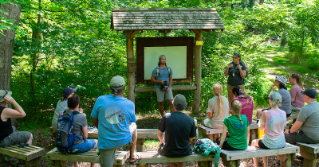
top-left (52, 87), bottom-right (77, 129)
top-left (157, 94), bottom-right (196, 167)
top-left (202, 83), bottom-right (229, 141)
top-left (252, 92), bottom-right (287, 167)
top-left (0, 90), bottom-right (33, 147)
top-left (219, 100), bottom-right (249, 150)
top-left (288, 74), bottom-right (304, 112)
top-left (232, 87), bottom-right (254, 125)
top-left (285, 88), bottom-right (319, 144)
top-left (58, 94), bottom-right (97, 167)
top-left (257, 76), bottom-right (291, 119)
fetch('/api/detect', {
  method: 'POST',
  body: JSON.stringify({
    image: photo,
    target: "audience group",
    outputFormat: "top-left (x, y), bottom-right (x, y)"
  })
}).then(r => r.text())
top-left (0, 52), bottom-right (318, 167)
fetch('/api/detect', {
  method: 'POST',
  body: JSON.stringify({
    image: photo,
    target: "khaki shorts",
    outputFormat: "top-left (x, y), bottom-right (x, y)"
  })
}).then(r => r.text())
top-left (227, 84), bottom-right (245, 94)
top-left (0, 131), bottom-right (32, 147)
top-left (156, 88), bottom-right (173, 102)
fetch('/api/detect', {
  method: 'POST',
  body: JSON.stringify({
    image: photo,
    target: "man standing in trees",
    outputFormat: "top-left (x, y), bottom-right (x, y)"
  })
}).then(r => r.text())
top-left (151, 55), bottom-right (175, 117)
top-left (91, 76), bottom-right (140, 166)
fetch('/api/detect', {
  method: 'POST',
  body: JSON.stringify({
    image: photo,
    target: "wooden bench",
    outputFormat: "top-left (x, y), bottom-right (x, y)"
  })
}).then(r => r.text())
top-left (50, 127), bottom-right (158, 152)
top-left (297, 142), bottom-right (319, 167)
top-left (135, 151), bottom-right (215, 167)
top-left (221, 143), bottom-right (299, 167)
top-left (46, 147), bottom-right (129, 167)
top-left (198, 120), bottom-right (259, 142)
top-left (0, 144), bottom-right (45, 167)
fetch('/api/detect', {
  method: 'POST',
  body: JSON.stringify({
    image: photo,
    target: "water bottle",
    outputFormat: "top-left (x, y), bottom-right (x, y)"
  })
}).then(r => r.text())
top-left (194, 117), bottom-right (198, 137)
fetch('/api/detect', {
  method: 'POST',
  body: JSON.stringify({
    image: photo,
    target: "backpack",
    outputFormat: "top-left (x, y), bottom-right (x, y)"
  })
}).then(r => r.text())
top-left (193, 138), bottom-right (221, 167)
top-left (55, 110), bottom-right (80, 154)
top-left (156, 66), bottom-right (171, 78)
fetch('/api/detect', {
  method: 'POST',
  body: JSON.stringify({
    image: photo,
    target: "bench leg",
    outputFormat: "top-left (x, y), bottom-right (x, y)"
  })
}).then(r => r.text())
top-left (222, 159), bottom-right (240, 167)
top-left (52, 160), bottom-right (67, 167)
top-left (136, 139), bottom-right (145, 152)
top-left (300, 150), bottom-right (317, 167)
top-left (277, 154), bottom-right (291, 167)
top-left (24, 156), bottom-right (43, 167)
top-left (0, 154), bottom-right (5, 164)
top-left (198, 161), bottom-right (212, 167)
top-left (136, 163), bottom-right (147, 167)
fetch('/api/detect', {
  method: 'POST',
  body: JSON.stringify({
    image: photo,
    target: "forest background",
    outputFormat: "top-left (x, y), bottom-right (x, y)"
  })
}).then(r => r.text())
top-left (1, 0), bottom-right (319, 130)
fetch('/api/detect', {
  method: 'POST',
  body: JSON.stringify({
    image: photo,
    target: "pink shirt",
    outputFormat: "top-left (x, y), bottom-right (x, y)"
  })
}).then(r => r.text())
top-left (233, 96), bottom-right (254, 124)
top-left (290, 84), bottom-right (304, 108)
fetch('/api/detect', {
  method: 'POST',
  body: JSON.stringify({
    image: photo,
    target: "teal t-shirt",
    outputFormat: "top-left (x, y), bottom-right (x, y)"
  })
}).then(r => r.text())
top-left (223, 115), bottom-right (249, 149)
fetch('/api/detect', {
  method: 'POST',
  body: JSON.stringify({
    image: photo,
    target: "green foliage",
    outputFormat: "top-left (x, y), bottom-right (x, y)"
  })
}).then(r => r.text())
top-left (7, 0), bottom-right (318, 126)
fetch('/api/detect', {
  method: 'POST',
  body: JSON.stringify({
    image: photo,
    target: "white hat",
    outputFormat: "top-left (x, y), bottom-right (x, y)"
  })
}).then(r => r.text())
top-left (275, 76), bottom-right (287, 87)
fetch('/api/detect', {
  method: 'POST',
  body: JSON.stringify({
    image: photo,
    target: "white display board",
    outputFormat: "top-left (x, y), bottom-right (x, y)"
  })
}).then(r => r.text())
top-left (144, 46), bottom-right (187, 80)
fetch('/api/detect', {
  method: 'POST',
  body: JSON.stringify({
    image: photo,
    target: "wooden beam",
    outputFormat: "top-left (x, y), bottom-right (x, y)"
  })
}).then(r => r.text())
top-left (191, 29), bottom-right (200, 36)
top-left (135, 85), bottom-right (197, 93)
top-left (131, 30), bottom-right (140, 39)
top-left (126, 30), bottom-right (135, 103)
top-left (192, 29), bottom-right (203, 114)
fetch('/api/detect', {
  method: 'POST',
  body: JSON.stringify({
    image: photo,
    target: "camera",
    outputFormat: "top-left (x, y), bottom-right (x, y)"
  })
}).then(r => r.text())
top-left (161, 81), bottom-right (168, 91)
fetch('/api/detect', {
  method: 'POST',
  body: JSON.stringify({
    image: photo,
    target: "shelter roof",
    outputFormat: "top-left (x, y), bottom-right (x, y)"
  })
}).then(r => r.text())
top-left (111, 8), bottom-right (225, 31)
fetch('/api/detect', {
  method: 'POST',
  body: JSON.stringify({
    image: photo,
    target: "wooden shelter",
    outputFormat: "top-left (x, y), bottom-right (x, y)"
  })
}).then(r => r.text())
top-left (111, 8), bottom-right (225, 113)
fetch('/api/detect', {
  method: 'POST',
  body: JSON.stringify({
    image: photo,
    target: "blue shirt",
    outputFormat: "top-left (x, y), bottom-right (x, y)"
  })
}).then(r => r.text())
top-left (91, 95), bottom-right (136, 149)
top-left (152, 66), bottom-right (173, 89)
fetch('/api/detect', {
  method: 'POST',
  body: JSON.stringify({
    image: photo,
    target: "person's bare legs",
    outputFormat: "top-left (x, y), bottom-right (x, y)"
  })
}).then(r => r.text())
top-left (73, 162), bottom-right (79, 167)
top-left (256, 109), bottom-right (262, 119)
top-left (90, 139), bottom-right (98, 167)
top-left (176, 162), bottom-right (184, 167)
top-left (251, 139), bottom-right (260, 167)
top-left (261, 157), bottom-right (268, 167)
top-left (276, 155), bottom-right (287, 167)
top-left (168, 99), bottom-right (175, 112)
top-left (167, 162), bottom-right (184, 167)
top-left (159, 102), bottom-right (164, 117)
top-left (27, 134), bottom-right (33, 145)
top-left (130, 130), bottom-right (139, 162)
top-left (208, 134), bottom-right (214, 142)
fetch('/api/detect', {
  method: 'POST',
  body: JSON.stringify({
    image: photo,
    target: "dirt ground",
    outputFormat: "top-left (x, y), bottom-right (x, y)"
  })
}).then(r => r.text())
top-left (0, 115), bottom-right (318, 167)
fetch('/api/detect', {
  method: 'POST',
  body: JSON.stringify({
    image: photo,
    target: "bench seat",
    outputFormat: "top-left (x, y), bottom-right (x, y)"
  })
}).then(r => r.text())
top-left (221, 143), bottom-right (299, 167)
top-left (0, 144), bottom-right (45, 167)
top-left (136, 151), bottom-right (215, 167)
top-left (46, 147), bottom-right (129, 167)
top-left (297, 142), bottom-right (319, 167)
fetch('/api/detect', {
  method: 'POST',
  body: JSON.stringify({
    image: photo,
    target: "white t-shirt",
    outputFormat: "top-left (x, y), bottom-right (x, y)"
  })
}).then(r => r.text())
top-left (207, 96), bottom-right (229, 129)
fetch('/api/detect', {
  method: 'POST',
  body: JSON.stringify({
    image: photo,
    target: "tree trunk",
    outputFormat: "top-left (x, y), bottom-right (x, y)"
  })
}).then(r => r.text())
top-left (30, 0), bottom-right (43, 113)
top-left (0, 3), bottom-right (21, 128)
top-left (280, 30), bottom-right (288, 47)
top-left (0, 3), bottom-right (21, 91)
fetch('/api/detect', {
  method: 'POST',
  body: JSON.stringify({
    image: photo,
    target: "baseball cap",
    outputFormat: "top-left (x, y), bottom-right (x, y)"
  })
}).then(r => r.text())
top-left (300, 88), bottom-right (318, 99)
top-left (110, 76), bottom-right (125, 88)
top-left (0, 90), bottom-right (12, 102)
top-left (63, 88), bottom-right (77, 97)
top-left (173, 94), bottom-right (187, 107)
top-left (275, 76), bottom-right (287, 87)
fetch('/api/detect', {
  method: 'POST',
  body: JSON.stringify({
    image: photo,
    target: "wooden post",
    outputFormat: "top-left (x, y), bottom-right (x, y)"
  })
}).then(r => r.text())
top-left (136, 138), bottom-right (145, 152)
top-left (192, 30), bottom-right (203, 114)
top-left (126, 30), bottom-right (135, 103)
